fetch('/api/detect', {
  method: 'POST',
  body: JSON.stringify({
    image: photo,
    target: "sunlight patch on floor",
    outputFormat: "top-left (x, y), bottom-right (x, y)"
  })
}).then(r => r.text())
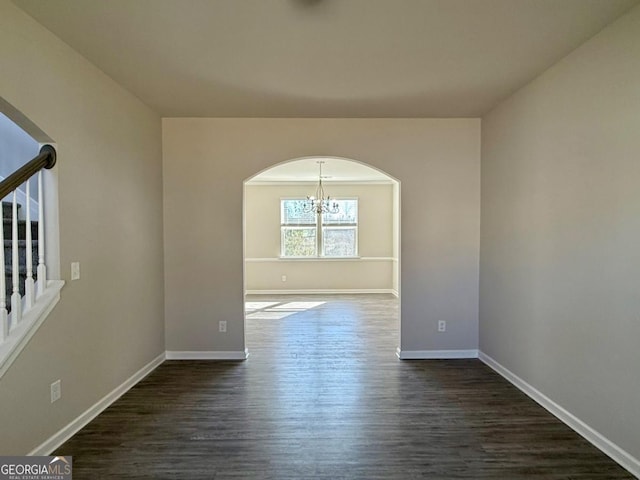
top-left (244, 301), bottom-right (326, 319)
top-left (245, 301), bottom-right (280, 313)
top-left (271, 301), bottom-right (325, 311)
top-left (245, 311), bottom-right (296, 320)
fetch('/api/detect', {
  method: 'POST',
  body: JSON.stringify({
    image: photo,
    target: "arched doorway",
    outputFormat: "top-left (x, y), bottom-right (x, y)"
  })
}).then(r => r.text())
top-left (242, 156), bottom-right (401, 357)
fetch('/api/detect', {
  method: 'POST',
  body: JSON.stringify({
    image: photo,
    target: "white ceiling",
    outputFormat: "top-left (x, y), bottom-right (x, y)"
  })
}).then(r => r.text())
top-left (247, 157), bottom-right (393, 184)
top-left (13, 0), bottom-right (639, 118)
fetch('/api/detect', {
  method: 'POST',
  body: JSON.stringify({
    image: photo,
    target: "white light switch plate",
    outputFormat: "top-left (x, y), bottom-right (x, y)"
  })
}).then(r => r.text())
top-left (71, 262), bottom-right (80, 280)
top-left (51, 379), bottom-right (61, 403)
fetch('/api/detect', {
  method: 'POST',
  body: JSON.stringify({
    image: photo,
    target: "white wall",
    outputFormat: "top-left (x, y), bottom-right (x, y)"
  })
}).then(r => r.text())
top-left (0, 0), bottom-right (164, 454)
top-left (163, 118), bottom-right (480, 355)
top-left (480, 4), bottom-right (640, 467)
top-left (392, 182), bottom-right (400, 294)
top-left (244, 183), bottom-right (395, 292)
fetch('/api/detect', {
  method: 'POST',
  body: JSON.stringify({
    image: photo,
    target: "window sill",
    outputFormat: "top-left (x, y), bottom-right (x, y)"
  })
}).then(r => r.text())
top-left (278, 256), bottom-right (361, 261)
top-left (245, 257), bottom-right (397, 263)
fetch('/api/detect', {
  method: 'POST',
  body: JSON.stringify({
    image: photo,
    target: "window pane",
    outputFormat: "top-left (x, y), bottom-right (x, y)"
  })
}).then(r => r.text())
top-left (282, 227), bottom-right (317, 256)
top-left (281, 199), bottom-right (316, 225)
top-left (322, 199), bottom-right (357, 224)
top-left (323, 227), bottom-right (356, 257)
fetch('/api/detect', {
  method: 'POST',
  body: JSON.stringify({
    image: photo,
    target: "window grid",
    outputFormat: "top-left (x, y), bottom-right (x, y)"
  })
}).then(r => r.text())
top-left (280, 198), bottom-right (358, 258)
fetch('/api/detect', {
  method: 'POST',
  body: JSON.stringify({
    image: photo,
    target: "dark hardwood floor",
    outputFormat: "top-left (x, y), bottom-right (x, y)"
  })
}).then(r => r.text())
top-left (56, 294), bottom-right (634, 479)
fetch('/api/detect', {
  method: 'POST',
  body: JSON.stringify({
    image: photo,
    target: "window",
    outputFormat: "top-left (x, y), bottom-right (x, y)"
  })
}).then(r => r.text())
top-left (281, 198), bottom-right (358, 258)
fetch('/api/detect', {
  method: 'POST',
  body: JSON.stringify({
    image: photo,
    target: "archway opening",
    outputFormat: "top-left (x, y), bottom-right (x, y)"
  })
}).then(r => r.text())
top-left (242, 156), bottom-right (401, 357)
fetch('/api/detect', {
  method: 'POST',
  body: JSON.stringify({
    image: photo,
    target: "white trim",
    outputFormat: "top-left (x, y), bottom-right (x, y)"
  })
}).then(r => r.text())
top-left (165, 350), bottom-right (249, 360)
top-left (28, 352), bottom-right (166, 456)
top-left (245, 289), bottom-right (396, 295)
top-left (391, 289), bottom-right (399, 298)
top-left (245, 256), bottom-right (394, 262)
top-left (0, 280), bottom-right (64, 379)
top-left (396, 348), bottom-right (479, 360)
top-left (479, 351), bottom-right (640, 478)
top-left (247, 180), bottom-right (395, 186)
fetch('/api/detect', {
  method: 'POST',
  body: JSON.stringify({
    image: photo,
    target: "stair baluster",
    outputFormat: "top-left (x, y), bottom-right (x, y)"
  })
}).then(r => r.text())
top-left (0, 208), bottom-right (7, 342)
top-left (11, 192), bottom-right (22, 323)
top-left (37, 170), bottom-right (46, 297)
top-left (25, 181), bottom-right (35, 309)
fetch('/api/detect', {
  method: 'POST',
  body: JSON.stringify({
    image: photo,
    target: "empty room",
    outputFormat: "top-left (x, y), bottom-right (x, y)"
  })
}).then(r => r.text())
top-left (0, 0), bottom-right (639, 478)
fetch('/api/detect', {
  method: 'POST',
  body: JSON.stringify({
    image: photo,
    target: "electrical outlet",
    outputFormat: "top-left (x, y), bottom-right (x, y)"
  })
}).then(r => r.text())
top-left (438, 320), bottom-right (446, 332)
top-left (281, 275), bottom-right (287, 282)
top-left (71, 262), bottom-right (80, 280)
top-left (219, 320), bottom-right (227, 333)
top-left (51, 380), bottom-right (61, 403)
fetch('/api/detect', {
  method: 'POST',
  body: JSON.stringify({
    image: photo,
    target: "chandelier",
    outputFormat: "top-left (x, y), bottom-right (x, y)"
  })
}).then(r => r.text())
top-left (302, 160), bottom-right (339, 215)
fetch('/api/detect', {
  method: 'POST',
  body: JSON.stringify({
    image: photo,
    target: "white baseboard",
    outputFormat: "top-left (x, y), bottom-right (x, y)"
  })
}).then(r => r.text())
top-left (245, 289), bottom-right (396, 295)
top-left (165, 350), bottom-right (249, 360)
top-left (396, 348), bottom-right (479, 360)
top-left (29, 352), bottom-right (166, 456)
top-left (479, 351), bottom-right (640, 478)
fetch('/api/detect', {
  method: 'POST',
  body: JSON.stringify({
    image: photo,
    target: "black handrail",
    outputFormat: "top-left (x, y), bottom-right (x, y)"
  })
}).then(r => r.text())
top-left (0, 145), bottom-right (56, 200)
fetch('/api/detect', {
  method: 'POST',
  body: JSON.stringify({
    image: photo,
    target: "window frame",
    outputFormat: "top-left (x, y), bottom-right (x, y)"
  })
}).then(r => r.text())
top-left (280, 197), bottom-right (359, 259)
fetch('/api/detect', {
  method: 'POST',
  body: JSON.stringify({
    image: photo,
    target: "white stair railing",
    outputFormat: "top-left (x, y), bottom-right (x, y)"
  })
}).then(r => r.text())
top-left (0, 145), bottom-right (56, 349)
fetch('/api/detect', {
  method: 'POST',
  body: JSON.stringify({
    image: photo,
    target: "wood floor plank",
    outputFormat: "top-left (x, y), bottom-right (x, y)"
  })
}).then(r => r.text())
top-left (55, 294), bottom-right (634, 479)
